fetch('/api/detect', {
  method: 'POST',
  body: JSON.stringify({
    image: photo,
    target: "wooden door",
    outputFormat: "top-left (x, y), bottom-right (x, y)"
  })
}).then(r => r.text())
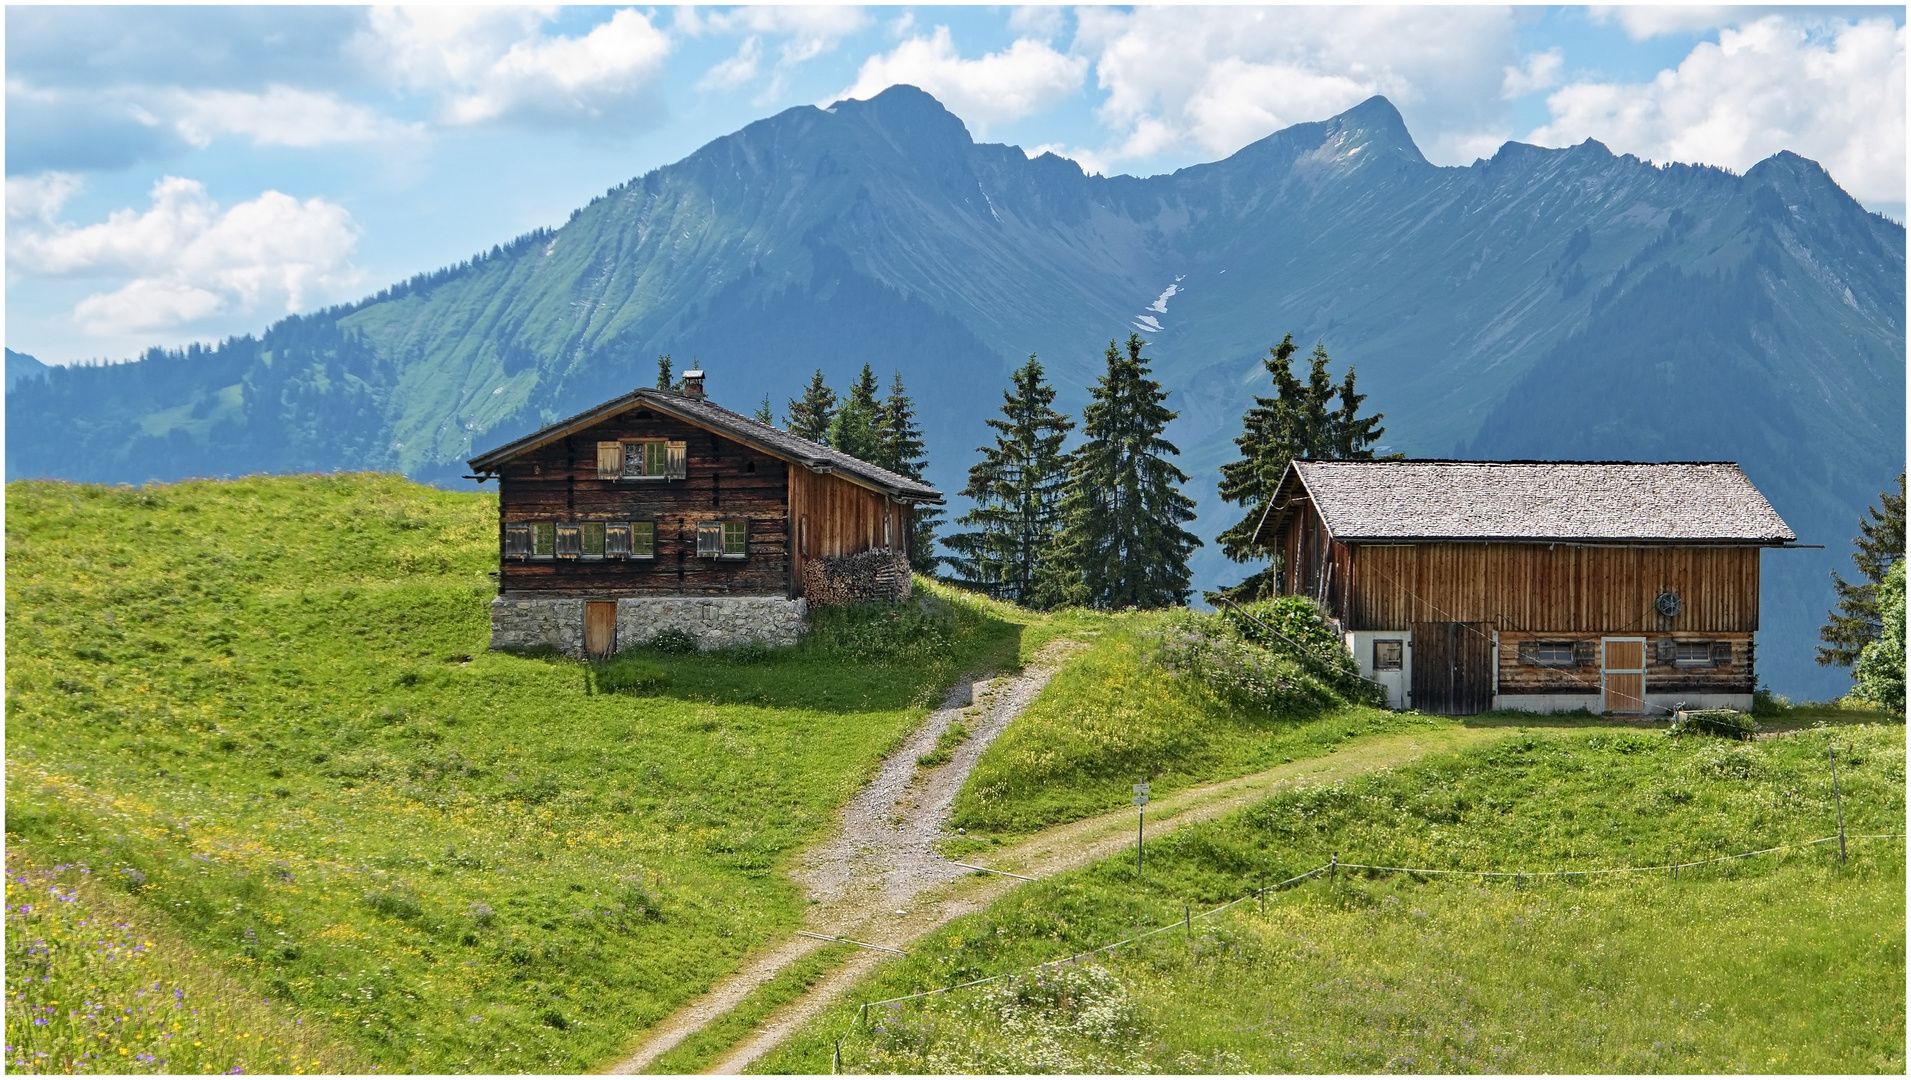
top-left (1410, 621), bottom-right (1493, 715)
top-left (1603, 638), bottom-right (1646, 713)
top-left (585, 601), bottom-right (617, 659)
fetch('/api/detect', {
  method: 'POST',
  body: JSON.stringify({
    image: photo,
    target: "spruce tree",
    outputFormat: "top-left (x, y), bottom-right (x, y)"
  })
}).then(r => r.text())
top-left (753, 394), bottom-right (774, 425)
top-left (1054, 334), bottom-right (1200, 609)
top-left (1818, 472), bottom-right (1907, 667)
top-left (655, 354), bottom-right (674, 390)
top-left (944, 356), bottom-right (1074, 605)
top-left (874, 372), bottom-right (944, 573)
top-left (785, 369), bottom-right (837, 443)
top-left (1214, 335), bottom-right (1388, 599)
top-left (828, 364), bottom-right (883, 461)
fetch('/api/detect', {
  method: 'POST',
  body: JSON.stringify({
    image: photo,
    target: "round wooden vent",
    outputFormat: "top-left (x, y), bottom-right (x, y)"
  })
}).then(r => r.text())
top-left (1654, 591), bottom-right (1683, 618)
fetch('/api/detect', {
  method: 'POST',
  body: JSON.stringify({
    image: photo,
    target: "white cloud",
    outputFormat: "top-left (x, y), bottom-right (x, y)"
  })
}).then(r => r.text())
top-left (699, 37), bottom-right (763, 92)
top-left (1007, 6), bottom-right (1065, 40)
top-left (1529, 16), bottom-right (1905, 208)
top-left (358, 6), bottom-right (671, 127)
top-left (1589, 6), bottom-right (1746, 40)
top-left (5, 172), bottom-right (85, 226)
top-left (1072, 7), bottom-right (1517, 168)
top-left (1501, 49), bottom-right (1563, 99)
top-left (9, 176), bottom-right (362, 335)
top-left (679, 6), bottom-right (868, 99)
top-left (835, 26), bottom-right (1087, 133)
top-left (168, 85), bottom-right (419, 147)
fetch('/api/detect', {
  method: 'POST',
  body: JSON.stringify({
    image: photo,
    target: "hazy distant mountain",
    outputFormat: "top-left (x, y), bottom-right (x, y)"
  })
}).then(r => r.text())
top-left (6, 348), bottom-right (50, 390)
top-left (9, 87), bottom-right (1902, 699)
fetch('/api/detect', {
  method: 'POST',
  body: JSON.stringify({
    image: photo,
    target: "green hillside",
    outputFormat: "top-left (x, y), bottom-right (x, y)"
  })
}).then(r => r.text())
top-left (3, 474), bottom-right (1034, 1072)
top-left (758, 723), bottom-right (1906, 1074)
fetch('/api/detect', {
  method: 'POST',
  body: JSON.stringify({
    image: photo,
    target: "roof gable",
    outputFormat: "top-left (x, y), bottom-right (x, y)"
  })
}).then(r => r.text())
top-left (466, 388), bottom-right (943, 503)
top-left (1263, 460), bottom-right (1794, 544)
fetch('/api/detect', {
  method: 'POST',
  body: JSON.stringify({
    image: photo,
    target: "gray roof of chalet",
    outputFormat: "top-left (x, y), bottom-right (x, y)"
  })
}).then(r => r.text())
top-left (1264, 460), bottom-right (1795, 544)
top-left (467, 387), bottom-right (943, 503)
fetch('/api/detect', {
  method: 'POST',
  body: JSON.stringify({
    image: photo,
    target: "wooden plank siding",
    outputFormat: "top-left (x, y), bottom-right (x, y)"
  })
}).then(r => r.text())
top-left (496, 412), bottom-right (791, 597)
top-left (1341, 541), bottom-right (1760, 634)
top-left (1496, 632), bottom-right (1755, 696)
top-left (788, 464), bottom-right (911, 589)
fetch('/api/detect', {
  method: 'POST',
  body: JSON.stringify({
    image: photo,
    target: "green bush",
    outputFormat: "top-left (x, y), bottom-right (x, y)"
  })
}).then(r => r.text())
top-left (645, 627), bottom-right (699, 654)
top-left (803, 595), bottom-right (956, 666)
top-left (1672, 708), bottom-right (1759, 740)
top-left (1148, 611), bottom-right (1340, 715)
top-left (1171, 600), bottom-right (1386, 709)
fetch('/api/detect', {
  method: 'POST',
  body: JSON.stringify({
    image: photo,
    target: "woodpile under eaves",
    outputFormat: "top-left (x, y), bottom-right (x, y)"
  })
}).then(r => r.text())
top-left (802, 548), bottom-right (912, 606)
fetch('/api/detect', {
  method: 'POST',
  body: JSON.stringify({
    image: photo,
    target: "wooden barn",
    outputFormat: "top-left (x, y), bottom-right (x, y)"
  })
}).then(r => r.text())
top-left (466, 371), bottom-right (942, 657)
top-left (1252, 461), bottom-right (1798, 715)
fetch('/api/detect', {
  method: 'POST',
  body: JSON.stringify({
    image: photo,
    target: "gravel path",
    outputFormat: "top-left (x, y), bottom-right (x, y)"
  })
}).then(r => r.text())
top-left (604, 639), bottom-right (1082, 1075)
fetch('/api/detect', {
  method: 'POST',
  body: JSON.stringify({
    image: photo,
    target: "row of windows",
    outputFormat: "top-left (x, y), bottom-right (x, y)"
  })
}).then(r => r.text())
top-left (504, 519), bottom-right (748, 560)
top-left (1516, 639), bottom-right (1731, 668)
top-left (596, 440), bottom-right (687, 480)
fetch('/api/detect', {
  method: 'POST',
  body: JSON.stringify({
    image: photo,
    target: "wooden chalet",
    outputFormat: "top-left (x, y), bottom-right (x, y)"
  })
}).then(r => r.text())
top-left (466, 371), bottom-right (942, 656)
top-left (1253, 461), bottom-right (1797, 715)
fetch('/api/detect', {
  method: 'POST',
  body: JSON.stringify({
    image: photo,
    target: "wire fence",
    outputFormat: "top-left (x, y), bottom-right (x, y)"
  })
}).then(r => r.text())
top-left (843, 829), bottom-right (1904, 1043)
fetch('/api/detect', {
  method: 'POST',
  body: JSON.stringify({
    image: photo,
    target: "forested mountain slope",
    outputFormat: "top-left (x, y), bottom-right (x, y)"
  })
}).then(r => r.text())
top-left (8, 87), bottom-right (1901, 698)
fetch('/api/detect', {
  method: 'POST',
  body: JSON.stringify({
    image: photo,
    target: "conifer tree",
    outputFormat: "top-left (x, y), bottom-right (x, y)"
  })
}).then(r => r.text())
top-left (1818, 472), bottom-right (1907, 667)
top-left (785, 369), bottom-right (837, 443)
top-left (655, 354), bottom-right (674, 390)
top-left (944, 356), bottom-right (1074, 605)
top-left (753, 394), bottom-right (774, 425)
top-left (874, 372), bottom-right (943, 573)
top-left (828, 364), bottom-right (883, 461)
top-left (1214, 335), bottom-right (1388, 599)
top-left (1054, 334), bottom-right (1200, 609)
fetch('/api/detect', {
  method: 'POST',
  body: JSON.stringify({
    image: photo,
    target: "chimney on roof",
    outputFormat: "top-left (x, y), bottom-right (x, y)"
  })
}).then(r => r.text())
top-left (681, 370), bottom-right (706, 399)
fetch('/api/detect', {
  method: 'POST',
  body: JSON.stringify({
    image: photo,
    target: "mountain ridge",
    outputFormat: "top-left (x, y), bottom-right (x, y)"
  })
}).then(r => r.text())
top-left (8, 86), bottom-right (1902, 699)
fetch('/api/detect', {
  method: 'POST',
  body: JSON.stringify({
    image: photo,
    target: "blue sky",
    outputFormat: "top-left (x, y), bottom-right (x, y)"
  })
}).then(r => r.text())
top-left (7, 5), bottom-right (1903, 365)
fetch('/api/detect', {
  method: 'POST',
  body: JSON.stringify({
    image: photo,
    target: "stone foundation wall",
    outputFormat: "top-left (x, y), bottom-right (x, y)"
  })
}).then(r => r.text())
top-left (489, 594), bottom-right (806, 657)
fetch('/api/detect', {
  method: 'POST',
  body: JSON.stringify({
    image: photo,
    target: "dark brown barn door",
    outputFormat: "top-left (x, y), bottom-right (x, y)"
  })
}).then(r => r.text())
top-left (585, 601), bottom-right (617, 659)
top-left (1411, 622), bottom-right (1493, 715)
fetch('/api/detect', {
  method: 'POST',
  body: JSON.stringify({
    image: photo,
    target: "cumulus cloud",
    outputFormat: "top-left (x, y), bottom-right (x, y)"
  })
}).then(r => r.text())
top-left (835, 26), bottom-right (1088, 133)
top-left (5, 172), bottom-right (85, 226)
top-left (1528, 15), bottom-right (1905, 209)
top-left (1072, 7), bottom-right (1516, 167)
top-left (1502, 49), bottom-right (1564, 99)
top-left (1589, 5), bottom-right (1747, 40)
top-left (357, 6), bottom-right (671, 128)
top-left (9, 176), bottom-right (363, 335)
top-left (168, 85), bottom-right (420, 147)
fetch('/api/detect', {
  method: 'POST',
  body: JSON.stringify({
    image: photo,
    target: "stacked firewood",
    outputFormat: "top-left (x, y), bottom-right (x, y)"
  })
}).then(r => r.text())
top-left (802, 547), bottom-right (912, 605)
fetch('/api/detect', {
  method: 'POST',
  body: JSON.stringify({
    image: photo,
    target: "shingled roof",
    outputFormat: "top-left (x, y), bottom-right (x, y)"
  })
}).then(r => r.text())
top-left (1258, 461), bottom-right (1795, 545)
top-left (466, 387), bottom-right (943, 503)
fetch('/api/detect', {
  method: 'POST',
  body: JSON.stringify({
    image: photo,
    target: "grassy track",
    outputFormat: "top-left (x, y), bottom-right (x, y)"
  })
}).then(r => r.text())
top-left (4, 475), bottom-right (1028, 1072)
top-left (751, 721), bottom-right (1905, 1073)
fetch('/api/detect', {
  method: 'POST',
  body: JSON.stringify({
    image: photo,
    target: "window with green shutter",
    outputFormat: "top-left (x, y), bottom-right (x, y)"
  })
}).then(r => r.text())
top-left (631, 521), bottom-right (656, 558)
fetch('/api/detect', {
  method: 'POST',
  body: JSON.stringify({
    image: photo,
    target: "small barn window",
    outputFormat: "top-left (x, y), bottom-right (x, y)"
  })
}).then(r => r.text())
top-left (531, 522), bottom-right (556, 557)
top-left (1530, 641), bottom-right (1576, 667)
top-left (631, 521), bottom-right (656, 558)
top-left (555, 523), bottom-right (582, 558)
top-left (1675, 640), bottom-right (1717, 668)
top-left (697, 519), bottom-right (748, 559)
top-left (1373, 639), bottom-right (1403, 671)
top-left (504, 523), bottom-right (531, 558)
top-left (581, 522), bottom-right (606, 557)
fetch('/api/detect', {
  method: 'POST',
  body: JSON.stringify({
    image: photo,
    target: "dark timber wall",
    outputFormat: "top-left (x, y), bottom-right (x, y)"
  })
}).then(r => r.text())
top-left (496, 411), bottom-right (790, 597)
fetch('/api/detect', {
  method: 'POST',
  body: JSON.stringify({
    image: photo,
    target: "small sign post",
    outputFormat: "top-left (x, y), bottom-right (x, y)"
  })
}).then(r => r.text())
top-left (1133, 783), bottom-right (1150, 874)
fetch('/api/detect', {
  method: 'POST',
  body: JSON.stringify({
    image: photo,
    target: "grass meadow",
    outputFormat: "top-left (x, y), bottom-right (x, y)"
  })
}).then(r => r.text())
top-left (950, 620), bottom-right (1442, 841)
top-left (4, 475), bottom-right (1032, 1072)
top-left (755, 721), bottom-right (1906, 1074)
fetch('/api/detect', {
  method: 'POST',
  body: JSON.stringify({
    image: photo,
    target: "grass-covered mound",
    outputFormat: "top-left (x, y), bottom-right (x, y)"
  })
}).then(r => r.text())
top-left (950, 603), bottom-right (1423, 839)
top-left (758, 722), bottom-right (1905, 1074)
top-left (4, 475), bottom-right (1026, 1072)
